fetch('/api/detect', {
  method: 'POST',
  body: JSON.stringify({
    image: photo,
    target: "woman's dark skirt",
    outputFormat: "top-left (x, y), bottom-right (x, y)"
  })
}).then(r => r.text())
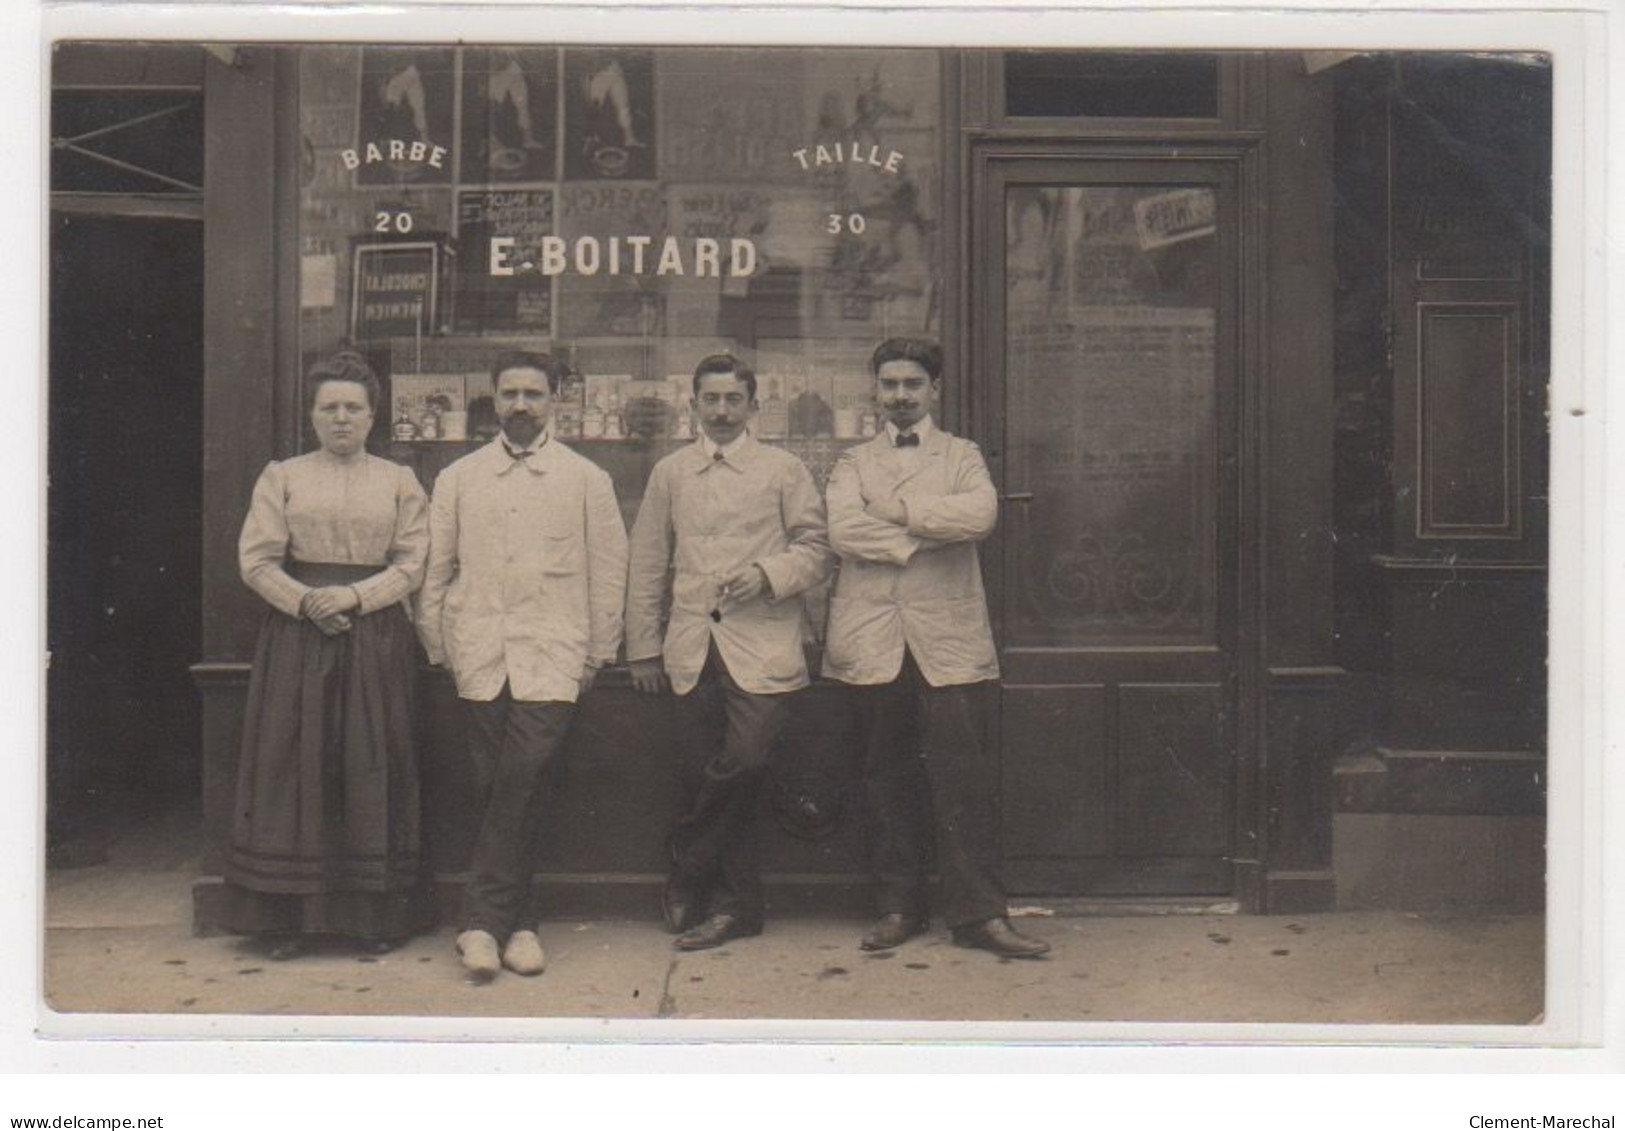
top-left (224, 564), bottom-right (434, 942)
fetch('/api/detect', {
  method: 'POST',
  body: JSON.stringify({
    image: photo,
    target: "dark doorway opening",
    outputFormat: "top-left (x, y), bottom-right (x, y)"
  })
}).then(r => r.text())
top-left (48, 211), bottom-right (205, 865)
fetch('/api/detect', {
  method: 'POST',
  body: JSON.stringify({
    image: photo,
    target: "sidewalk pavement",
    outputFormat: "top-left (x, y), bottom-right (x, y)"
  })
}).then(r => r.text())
top-left (43, 855), bottom-right (1543, 1027)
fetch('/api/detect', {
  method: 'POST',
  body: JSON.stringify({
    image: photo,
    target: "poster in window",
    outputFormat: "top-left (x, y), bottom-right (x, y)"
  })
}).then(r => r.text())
top-left (563, 49), bottom-right (656, 181)
top-left (389, 373), bottom-right (469, 442)
top-left (355, 47), bottom-right (456, 187)
top-left (555, 182), bottom-right (667, 338)
top-left (453, 188), bottom-right (553, 334)
top-left (659, 48), bottom-right (810, 185)
top-left (460, 48), bottom-right (558, 184)
top-left (350, 241), bottom-right (439, 341)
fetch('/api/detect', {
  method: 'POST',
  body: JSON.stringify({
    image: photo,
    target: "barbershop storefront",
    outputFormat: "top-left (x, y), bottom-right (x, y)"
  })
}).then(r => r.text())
top-left (46, 43), bottom-right (1550, 917)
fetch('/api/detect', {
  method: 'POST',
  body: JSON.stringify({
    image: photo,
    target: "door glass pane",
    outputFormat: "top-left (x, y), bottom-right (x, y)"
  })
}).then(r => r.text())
top-left (1005, 184), bottom-right (1219, 646)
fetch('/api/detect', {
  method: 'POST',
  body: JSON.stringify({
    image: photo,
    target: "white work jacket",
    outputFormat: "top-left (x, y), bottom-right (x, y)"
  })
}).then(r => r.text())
top-left (419, 436), bottom-right (628, 703)
top-left (822, 420), bottom-right (1001, 688)
top-left (626, 435), bottom-right (833, 695)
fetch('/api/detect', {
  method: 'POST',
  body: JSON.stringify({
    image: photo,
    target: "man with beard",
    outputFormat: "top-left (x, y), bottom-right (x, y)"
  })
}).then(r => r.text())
top-left (625, 354), bottom-right (833, 950)
top-left (418, 351), bottom-right (628, 981)
top-left (823, 337), bottom-right (1050, 959)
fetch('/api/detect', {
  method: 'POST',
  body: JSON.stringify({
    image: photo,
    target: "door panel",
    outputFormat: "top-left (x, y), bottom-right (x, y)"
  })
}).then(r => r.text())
top-left (976, 150), bottom-right (1250, 896)
top-left (1000, 684), bottom-right (1110, 858)
top-left (1116, 683), bottom-right (1231, 856)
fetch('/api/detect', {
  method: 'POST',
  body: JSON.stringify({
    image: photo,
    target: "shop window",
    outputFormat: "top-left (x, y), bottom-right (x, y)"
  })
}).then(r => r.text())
top-left (295, 45), bottom-right (943, 538)
top-left (1004, 52), bottom-right (1220, 120)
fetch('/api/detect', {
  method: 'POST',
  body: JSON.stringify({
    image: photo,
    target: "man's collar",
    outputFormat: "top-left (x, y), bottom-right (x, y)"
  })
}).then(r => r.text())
top-left (884, 415), bottom-right (936, 446)
top-left (699, 430), bottom-right (751, 462)
top-left (495, 429), bottom-right (550, 474)
top-left (501, 429), bottom-right (549, 458)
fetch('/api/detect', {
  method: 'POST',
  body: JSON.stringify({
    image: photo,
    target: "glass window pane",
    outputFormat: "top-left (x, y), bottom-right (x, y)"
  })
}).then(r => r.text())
top-left (1005, 52), bottom-right (1220, 119)
top-left (295, 45), bottom-right (942, 528)
top-left (51, 92), bottom-right (204, 194)
top-left (1005, 183), bottom-right (1219, 646)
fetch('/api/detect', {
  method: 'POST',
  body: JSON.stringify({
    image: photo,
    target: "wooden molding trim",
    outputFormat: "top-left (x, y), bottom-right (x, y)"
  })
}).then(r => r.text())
top-left (1369, 554), bottom-right (1546, 578)
top-left (1266, 665), bottom-right (1348, 689)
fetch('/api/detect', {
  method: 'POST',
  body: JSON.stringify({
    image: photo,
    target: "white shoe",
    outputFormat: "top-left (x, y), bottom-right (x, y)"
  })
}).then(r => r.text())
top-left (456, 929), bottom-right (501, 981)
top-left (502, 929), bottom-right (547, 976)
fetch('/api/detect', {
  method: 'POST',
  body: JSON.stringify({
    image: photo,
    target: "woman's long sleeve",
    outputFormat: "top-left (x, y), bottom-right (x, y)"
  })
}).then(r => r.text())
top-left (238, 462), bottom-right (311, 618)
top-left (352, 465), bottom-right (430, 614)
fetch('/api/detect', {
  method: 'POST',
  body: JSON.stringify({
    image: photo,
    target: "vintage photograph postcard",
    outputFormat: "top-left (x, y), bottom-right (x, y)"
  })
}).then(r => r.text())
top-left (25, 0), bottom-right (1612, 1062)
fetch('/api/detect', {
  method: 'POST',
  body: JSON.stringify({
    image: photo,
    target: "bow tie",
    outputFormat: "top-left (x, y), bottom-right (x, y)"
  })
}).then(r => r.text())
top-left (894, 432), bottom-right (920, 448)
top-left (507, 446), bottom-right (535, 462)
top-left (713, 450), bottom-right (726, 462)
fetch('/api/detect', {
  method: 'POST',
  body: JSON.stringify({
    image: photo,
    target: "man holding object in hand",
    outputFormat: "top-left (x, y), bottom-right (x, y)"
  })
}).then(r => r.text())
top-left (625, 354), bottom-right (833, 950)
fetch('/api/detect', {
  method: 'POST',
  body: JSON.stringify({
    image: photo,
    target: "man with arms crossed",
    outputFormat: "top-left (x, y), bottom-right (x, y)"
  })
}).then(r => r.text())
top-left (419, 351), bottom-right (628, 980)
top-left (824, 337), bottom-right (1049, 959)
top-left (626, 354), bottom-right (834, 950)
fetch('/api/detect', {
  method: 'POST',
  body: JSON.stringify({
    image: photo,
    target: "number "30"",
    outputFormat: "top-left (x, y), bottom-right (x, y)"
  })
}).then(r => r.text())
top-left (825, 213), bottom-right (867, 235)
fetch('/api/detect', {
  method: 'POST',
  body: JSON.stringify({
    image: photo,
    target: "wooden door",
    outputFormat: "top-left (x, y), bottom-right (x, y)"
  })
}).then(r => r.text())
top-left (973, 147), bottom-right (1256, 896)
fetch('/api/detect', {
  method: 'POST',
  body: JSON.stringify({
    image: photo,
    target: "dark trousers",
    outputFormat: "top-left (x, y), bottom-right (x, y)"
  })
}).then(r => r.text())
top-left (461, 685), bottom-right (575, 940)
top-left (856, 649), bottom-right (1006, 929)
top-left (668, 644), bottom-right (791, 920)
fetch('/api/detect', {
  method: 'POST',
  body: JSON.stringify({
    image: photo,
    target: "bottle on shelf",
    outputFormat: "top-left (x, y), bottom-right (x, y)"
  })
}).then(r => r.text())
top-left (757, 378), bottom-right (788, 440)
top-left (418, 404), bottom-right (442, 441)
top-left (582, 392), bottom-right (606, 439)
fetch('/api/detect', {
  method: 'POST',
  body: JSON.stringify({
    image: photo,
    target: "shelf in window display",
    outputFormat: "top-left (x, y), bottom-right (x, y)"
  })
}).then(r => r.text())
top-left (381, 435), bottom-right (868, 447)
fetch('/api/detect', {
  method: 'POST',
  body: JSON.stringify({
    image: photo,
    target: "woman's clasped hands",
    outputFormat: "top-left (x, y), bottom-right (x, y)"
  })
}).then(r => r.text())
top-left (300, 585), bottom-right (361, 636)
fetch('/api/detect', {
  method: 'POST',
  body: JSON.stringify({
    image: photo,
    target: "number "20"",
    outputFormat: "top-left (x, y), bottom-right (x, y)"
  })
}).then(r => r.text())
top-left (374, 210), bottom-right (415, 234)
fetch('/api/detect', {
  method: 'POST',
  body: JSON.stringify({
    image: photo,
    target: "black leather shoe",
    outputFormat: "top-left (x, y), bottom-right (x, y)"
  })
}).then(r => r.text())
top-left (675, 913), bottom-right (762, 951)
top-left (951, 917), bottom-right (1051, 959)
top-left (860, 912), bottom-right (926, 952)
top-left (662, 876), bottom-right (701, 935)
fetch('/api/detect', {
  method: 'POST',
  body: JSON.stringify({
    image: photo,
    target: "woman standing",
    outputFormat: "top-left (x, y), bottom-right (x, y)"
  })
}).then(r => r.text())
top-left (226, 351), bottom-right (433, 957)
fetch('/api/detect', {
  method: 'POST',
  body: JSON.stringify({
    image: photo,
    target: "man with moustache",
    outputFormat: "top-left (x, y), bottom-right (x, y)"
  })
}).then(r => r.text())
top-left (823, 337), bottom-right (1050, 959)
top-left (418, 350), bottom-right (628, 980)
top-left (626, 354), bottom-right (833, 950)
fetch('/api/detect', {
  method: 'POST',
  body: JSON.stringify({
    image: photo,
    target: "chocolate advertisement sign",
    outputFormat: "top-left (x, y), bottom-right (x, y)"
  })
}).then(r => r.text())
top-left (350, 240), bottom-right (440, 339)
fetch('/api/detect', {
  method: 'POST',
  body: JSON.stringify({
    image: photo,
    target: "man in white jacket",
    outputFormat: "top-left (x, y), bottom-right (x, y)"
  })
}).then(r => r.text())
top-left (823, 337), bottom-right (1049, 959)
top-left (419, 351), bottom-right (628, 980)
top-left (626, 354), bottom-right (833, 950)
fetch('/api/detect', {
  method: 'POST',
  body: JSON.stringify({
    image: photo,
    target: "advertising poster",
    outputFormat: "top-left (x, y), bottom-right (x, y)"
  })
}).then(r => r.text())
top-left (555, 181), bottom-right (667, 338)
top-left (350, 241), bottom-right (439, 340)
top-left (658, 49), bottom-right (811, 185)
top-left (453, 188), bottom-right (554, 333)
top-left (460, 47), bottom-right (559, 184)
top-left (389, 373), bottom-right (469, 442)
top-left (563, 48), bottom-right (656, 180)
top-left (355, 47), bottom-right (457, 187)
